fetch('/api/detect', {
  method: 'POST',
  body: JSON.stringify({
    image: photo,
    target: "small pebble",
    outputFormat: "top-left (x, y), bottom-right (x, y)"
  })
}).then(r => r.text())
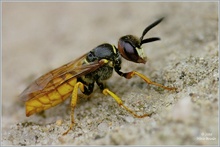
top-left (56, 119), bottom-right (63, 126)
top-left (98, 122), bottom-right (109, 131)
top-left (125, 116), bottom-right (134, 123)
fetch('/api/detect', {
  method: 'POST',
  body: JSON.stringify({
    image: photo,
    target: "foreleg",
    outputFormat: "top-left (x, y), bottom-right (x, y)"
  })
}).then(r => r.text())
top-left (116, 70), bottom-right (176, 91)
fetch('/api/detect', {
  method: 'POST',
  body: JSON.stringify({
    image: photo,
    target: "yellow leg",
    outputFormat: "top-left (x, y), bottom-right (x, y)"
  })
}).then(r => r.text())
top-left (126, 71), bottom-right (177, 91)
top-left (103, 88), bottom-right (151, 118)
top-left (62, 82), bottom-right (84, 135)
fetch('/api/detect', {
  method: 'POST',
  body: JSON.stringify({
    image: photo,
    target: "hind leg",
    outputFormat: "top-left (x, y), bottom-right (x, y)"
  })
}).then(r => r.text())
top-left (102, 88), bottom-right (151, 118)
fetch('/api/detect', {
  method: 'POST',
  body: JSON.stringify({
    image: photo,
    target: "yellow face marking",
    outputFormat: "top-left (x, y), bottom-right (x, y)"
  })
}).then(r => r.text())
top-left (135, 47), bottom-right (147, 62)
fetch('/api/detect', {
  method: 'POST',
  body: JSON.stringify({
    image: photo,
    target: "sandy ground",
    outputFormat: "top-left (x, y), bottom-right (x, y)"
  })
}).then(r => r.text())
top-left (2, 2), bottom-right (219, 145)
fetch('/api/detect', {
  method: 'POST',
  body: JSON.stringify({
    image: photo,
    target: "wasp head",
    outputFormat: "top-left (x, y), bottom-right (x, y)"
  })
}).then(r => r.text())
top-left (118, 17), bottom-right (164, 64)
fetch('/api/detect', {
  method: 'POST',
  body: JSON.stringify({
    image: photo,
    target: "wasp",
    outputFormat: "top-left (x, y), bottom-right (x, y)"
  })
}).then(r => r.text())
top-left (20, 17), bottom-right (176, 135)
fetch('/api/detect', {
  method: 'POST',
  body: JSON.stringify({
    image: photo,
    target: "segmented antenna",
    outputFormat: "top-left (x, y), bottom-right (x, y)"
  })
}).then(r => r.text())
top-left (140, 17), bottom-right (164, 45)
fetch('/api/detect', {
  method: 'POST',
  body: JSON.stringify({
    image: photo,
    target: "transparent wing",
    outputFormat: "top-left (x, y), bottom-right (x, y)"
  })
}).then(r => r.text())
top-left (20, 53), bottom-right (103, 101)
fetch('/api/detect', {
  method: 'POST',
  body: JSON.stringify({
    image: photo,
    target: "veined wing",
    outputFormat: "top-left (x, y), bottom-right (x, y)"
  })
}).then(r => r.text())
top-left (20, 53), bottom-right (102, 101)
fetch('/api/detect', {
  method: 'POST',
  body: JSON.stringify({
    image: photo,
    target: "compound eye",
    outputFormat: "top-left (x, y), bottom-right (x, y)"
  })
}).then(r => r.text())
top-left (118, 39), bottom-right (139, 62)
top-left (118, 35), bottom-right (146, 63)
top-left (123, 42), bottom-right (139, 61)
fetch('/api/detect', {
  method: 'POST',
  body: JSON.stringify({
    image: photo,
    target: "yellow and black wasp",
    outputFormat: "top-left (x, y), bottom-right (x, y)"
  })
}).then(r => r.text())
top-left (19, 17), bottom-right (176, 135)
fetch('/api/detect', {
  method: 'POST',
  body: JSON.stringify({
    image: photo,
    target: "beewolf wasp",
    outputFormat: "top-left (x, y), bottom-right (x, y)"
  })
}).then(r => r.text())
top-left (20, 18), bottom-right (176, 135)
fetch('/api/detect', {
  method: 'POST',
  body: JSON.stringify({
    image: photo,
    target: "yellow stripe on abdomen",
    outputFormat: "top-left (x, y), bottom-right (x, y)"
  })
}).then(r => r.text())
top-left (25, 78), bottom-right (77, 116)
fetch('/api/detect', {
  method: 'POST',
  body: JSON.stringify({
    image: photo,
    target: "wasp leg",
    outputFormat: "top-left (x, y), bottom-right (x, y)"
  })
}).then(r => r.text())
top-left (117, 70), bottom-right (176, 91)
top-left (103, 88), bottom-right (151, 118)
top-left (83, 83), bottom-right (94, 95)
top-left (62, 82), bottom-right (84, 135)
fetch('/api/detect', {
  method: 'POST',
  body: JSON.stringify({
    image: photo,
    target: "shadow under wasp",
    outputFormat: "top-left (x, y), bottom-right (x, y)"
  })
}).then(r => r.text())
top-left (20, 17), bottom-right (177, 135)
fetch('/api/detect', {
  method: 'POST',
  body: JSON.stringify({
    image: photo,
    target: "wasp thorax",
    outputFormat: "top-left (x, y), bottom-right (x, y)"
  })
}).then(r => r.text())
top-left (118, 35), bottom-right (146, 64)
